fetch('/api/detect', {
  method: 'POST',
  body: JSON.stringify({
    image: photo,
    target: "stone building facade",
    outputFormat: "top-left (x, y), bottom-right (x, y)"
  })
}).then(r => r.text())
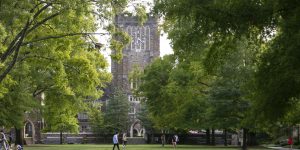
top-left (111, 14), bottom-right (160, 137)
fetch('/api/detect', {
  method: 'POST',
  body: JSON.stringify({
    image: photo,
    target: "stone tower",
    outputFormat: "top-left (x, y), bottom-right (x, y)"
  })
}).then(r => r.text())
top-left (111, 14), bottom-right (160, 137)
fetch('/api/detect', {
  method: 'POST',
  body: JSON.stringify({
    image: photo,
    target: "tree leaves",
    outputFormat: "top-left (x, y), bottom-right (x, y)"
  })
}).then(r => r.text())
top-left (103, 88), bottom-right (130, 133)
top-left (154, 0), bottom-right (300, 127)
top-left (0, 0), bottom-right (122, 130)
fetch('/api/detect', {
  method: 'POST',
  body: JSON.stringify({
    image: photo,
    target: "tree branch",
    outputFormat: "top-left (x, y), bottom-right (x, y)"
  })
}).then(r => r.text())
top-left (27, 12), bottom-right (61, 34)
top-left (18, 54), bottom-right (81, 74)
top-left (29, 1), bottom-right (45, 15)
top-left (33, 86), bottom-right (49, 97)
top-left (21, 55), bottom-right (56, 62)
top-left (0, 20), bottom-right (30, 83)
top-left (198, 81), bottom-right (210, 87)
top-left (1, 28), bottom-right (26, 62)
top-left (22, 32), bottom-right (108, 45)
top-left (32, 3), bottom-right (53, 21)
top-left (0, 3), bottom-right (53, 63)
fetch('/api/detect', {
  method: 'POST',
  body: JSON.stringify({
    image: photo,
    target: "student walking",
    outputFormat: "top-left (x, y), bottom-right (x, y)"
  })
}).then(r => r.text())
top-left (122, 132), bottom-right (127, 150)
top-left (172, 135), bottom-right (177, 149)
top-left (174, 134), bottom-right (179, 143)
top-left (112, 132), bottom-right (120, 150)
top-left (161, 134), bottom-right (165, 147)
top-left (0, 130), bottom-right (8, 150)
top-left (288, 137), bottom-right (293, 150)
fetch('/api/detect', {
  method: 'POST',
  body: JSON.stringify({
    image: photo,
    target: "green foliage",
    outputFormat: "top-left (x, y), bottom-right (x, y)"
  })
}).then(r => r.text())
top-left (139, 55), bottom-right (210, 130)
top-left (207, 38), bottom-right (259, 131)
top-left (43, 91), bottom-right (80, 133)
top-left (136, 5), bottom-right (148, 26)
top-left (87, 103), bottom-right (104, 134)
top-left (128, 65), bottom-right (143, 96)
top-left (139, 55), bottom-right (175, 129)
top-left (0, 0), bottom-right (133, 130)
top-left (137, 102), bottom-right (155, 133)
top-left (0, 78), bottom-right (35, 127)
top-left (110, 27), bottom-right (132, 61)
top-left (103, 88), bottom-right (129, 133)
top-left (154, 0), bottom-right (300, 128)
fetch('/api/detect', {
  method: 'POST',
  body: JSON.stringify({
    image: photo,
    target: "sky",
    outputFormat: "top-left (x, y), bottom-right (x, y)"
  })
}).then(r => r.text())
top-left (160, 33), bottom-right (173, 57)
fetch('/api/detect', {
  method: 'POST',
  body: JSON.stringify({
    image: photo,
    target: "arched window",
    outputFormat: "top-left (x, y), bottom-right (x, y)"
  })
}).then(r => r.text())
top-left (25, 122), bottom-right (33, 137)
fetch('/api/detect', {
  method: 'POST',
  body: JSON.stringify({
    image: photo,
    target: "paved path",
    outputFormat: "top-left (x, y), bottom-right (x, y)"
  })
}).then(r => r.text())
top-left (269, 146), bottom-right (300, 150)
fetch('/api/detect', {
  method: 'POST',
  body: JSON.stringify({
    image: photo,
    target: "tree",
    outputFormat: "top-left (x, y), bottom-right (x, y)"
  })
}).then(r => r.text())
top-left (87, 103), bottom-right (104, 134)
top-left (0, 0), bottom-right (151, 146)
top-left (104, 88), bottom-right (130, 133)
top-left (137, 102), bottom-right (155, 143)
top-left (0, 0), bottom-right (141, 145)
top-left (139, 55), bottom-right (176, 129)
top-left (139, 55), bottom-right (210, 130)
top-left (158, 61), bottom-right (208, 130)
top-left (0, 0), bottom-right (127, 82)
top-left (154, 0), bottom-right (300, 125)
top-left (207, 38), bottom-right (259, 146)
top-left (153, 3), bottom-right (300, 148)
top-left (0, 0), bottom-right (128, 123)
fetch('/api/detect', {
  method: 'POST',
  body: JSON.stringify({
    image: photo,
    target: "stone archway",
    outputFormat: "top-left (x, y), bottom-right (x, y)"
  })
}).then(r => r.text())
top-left (24, 120), bottom-right (35, 144)
top-left (141, 128), bottom-right (146, 137)
top-left (130, 121), bottom-right (145, 137)
top-left (133, 128), bottom-right (138, 137)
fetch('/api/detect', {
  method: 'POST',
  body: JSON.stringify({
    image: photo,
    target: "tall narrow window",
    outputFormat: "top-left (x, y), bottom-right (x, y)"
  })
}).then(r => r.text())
top-left (25, 122), bottom-right (33, 137)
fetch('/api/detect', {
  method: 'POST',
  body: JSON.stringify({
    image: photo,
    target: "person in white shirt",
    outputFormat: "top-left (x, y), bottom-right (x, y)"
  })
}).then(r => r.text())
top-left (112, 132), bottom-right (120, 150)
top-left (122, 132), bottom-right (127, 150)
top-left (0, 130), bottom-right (8, 150)
top-left (172, 134), bottom-right (179, 149)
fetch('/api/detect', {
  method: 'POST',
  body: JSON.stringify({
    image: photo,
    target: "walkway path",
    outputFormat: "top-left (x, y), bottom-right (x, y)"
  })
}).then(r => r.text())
top-left (269, 146), bottom-right (300, 150)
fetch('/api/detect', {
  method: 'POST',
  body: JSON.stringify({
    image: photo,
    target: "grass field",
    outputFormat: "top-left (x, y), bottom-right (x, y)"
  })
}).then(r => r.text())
top-left (24, 144), bottom-right (271, 150)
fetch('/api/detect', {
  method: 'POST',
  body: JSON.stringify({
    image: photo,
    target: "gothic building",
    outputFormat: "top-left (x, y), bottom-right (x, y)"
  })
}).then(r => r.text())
top-left (111, 14), bottom-right (160, 137)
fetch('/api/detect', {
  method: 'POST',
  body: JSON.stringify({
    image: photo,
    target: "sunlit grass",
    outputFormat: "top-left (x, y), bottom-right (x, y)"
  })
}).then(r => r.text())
top-left (25, 144), bottom-right (271, 150)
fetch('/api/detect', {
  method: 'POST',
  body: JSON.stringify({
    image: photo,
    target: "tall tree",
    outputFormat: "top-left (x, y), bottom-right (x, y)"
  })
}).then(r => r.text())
top-left (87, 103), bottom-right (104, 134)
top-left (0, 0), bottom-right (149, 145)
top-left (137, 102), bottom-right (155, 143)
top-left (139, 55), bottom-right (176, 129)
top-left (139, 55), bottom-right (210, 130)
top-left (104, 88), bottom-right (130, 133)
top-left (207, 38), bottom-right (259, 147)
top-left (154, 0), bottom-right (300, 125)
top-left (0, 0), bottom-right (130, 128)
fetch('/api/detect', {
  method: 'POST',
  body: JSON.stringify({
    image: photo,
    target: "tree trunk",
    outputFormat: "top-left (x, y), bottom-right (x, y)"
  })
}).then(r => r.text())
top-left (242, 128), bottom-right (248, 150)
top-left (206, 129), bottom-right (210, 145)
top-left (247, 131), bottom-right (257, 146)
top-left (224, 129), bottom-right (228, 146)
top-left (15, 128), bottom-right (24, 145)
top-left (60, 131), bottom-right (63, 144)
top-left (211, 129), bottom-right (215, 145)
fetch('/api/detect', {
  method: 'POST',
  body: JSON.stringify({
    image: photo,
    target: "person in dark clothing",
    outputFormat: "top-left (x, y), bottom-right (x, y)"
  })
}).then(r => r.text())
top-left (161, 134), bottom-right (165, 147)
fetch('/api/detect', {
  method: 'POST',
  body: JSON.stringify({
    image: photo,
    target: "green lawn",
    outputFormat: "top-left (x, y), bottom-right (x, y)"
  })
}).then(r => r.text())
top-left (25, 144), bottom-right (271, 150)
